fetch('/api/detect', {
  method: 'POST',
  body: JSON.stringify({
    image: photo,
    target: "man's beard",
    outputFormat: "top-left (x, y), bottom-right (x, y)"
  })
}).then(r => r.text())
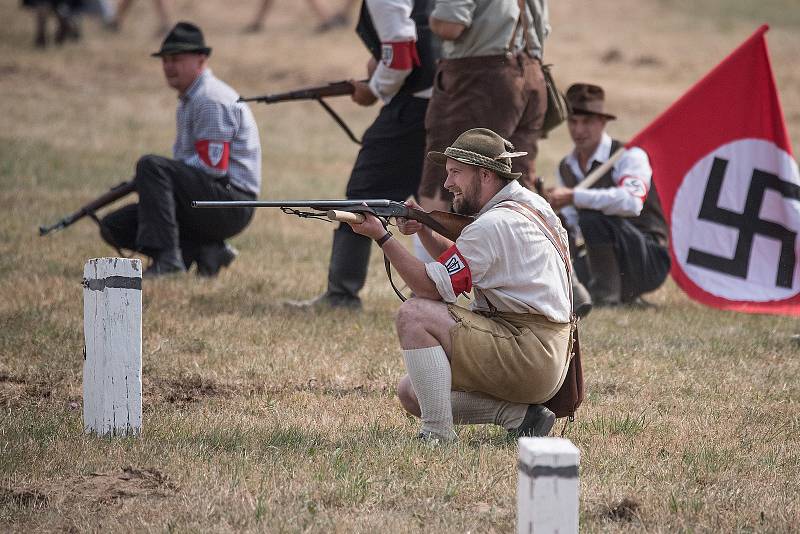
top-left (452, 179), bottom-right (481, 216)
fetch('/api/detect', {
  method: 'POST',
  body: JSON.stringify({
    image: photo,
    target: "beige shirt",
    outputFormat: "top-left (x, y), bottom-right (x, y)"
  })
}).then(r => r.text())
top-left (426, 180), bottom-right (571, 323)
top-left (431, 0), bottom-right (549, 59)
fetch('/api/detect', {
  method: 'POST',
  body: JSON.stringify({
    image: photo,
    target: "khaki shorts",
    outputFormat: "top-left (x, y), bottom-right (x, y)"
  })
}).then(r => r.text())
top-left (448, 305), bottom-right (571, 405)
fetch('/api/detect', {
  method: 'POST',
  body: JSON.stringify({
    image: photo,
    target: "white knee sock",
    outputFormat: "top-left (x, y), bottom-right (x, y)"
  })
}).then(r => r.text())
top-left (402, 346), bottom-right (455, 441)
top-left (450, 391), bottom-right (528, 430)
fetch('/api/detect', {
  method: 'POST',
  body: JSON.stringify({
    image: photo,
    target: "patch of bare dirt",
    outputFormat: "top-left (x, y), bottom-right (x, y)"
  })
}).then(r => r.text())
top-left (0, 372), bottom-right (52, 408)
top-left (0, 487), bottom-right (49, 509)
top-left (254, 377), bottom-right (392, 398)
top-left (65, 466), bottom-right (178, 505)
top-left (602, 497), bottom-right (641, 522)
top-left (144, 374), bottom-right (233, 406)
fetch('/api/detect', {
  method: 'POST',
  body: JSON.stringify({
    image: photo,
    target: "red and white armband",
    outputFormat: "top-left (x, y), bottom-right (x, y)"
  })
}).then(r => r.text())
top-left (194, 140), bottom-right (230, 172)
top-left (437, 244), bottom-right (472, 296)
top-left (380, 41), bottom-right (421, 70)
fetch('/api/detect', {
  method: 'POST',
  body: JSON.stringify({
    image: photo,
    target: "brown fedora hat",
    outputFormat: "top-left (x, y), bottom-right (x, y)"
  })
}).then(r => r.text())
top-left (565, 83), bottom-right (616, 120)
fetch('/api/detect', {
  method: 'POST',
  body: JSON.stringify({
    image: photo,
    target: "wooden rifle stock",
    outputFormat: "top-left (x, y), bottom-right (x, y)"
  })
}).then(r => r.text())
top-left (39, 180), bottom-right (135, 236)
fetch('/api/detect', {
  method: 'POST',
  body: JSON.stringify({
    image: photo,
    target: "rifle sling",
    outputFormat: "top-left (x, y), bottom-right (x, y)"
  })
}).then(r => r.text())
top-left (383, 254), bottom-right (408, 302)
top-left (315, 98), bottom-right (362, 145)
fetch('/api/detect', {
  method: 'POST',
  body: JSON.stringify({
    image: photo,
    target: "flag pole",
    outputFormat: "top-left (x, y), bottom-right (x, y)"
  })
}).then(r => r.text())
top-left (574, 147), bottom-right (626, 190)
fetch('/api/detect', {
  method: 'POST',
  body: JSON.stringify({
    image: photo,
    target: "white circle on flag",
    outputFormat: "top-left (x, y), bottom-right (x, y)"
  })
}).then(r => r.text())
top-left (672, 138), bottom-right (800, 301)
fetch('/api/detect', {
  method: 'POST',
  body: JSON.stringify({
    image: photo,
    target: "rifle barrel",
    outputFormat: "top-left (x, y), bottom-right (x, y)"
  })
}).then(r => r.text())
top-left (192, 199), bottom-right (395, 209)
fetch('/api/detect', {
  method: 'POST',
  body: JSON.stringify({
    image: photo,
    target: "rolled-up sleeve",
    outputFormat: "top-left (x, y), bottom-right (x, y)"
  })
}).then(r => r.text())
top-left (425, 262), bottom-right (458, 302)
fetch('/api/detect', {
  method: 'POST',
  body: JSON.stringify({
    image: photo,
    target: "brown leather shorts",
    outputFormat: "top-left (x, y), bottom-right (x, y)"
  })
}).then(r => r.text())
top-left (418, 54), bottom-right (546, 201)
top-left (447, 304), bottom-right (571, 405)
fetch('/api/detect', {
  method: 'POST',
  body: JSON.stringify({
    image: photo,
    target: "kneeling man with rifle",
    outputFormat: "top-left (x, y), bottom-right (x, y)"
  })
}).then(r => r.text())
top-left (347, 128), bottom-right (575, 442)
top-left (101, 22), bottom-right (261, 277)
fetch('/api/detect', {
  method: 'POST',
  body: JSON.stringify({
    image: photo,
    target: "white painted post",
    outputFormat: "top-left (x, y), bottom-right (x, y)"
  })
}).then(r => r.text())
top-left (517, 437), bottom-right (580, 534)
top-left (83, 257), bottom-right (143, 437)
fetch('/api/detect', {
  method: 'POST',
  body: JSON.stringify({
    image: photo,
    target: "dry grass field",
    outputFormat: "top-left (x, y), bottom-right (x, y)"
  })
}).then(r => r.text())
top-left (2, 0), bottom-right (800, 532)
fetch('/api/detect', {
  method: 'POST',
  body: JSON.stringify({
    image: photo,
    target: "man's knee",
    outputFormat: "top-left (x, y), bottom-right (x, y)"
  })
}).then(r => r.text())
top-left (397, 375), bottom-right (420, 418)
top-left (395, 298), bottom-right (434, 338)
top-left (579, 211), bottom-right (616, 245)
top-left (134, 154), bottom-right (169, 185)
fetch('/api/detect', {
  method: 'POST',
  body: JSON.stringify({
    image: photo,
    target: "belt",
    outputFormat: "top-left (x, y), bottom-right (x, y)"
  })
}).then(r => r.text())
top-left (438, 52), bottom-right (540, 70)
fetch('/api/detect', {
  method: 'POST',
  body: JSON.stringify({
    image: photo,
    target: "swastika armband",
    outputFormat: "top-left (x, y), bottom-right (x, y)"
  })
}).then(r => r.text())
top-left (195, 140), bottom-right (230, 171)
top-left (619, 175), bottom-right (648, 201)
top-left (380, 41), bottom-right (421, 70)
top-left (437, 245), bottom-right (472, 296)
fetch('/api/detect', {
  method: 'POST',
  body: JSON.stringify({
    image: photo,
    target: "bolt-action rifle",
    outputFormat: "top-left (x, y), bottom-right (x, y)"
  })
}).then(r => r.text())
top-left (39, 180), bottom-right (135, 239)
top-left (238, 79), bottom-right (368, 145)
top-left (193, 199), bottom-right (474, 300)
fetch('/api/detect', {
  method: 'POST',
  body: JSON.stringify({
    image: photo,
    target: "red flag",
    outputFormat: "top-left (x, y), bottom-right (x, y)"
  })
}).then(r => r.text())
top-left (629, 24), bottom-right (800, 315)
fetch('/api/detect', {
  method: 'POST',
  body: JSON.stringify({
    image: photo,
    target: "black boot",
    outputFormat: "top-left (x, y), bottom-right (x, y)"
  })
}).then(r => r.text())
top-left (143, 247), bottom-right (186, 278)
top-left (286, 225), bottom-right (371, 309)
top-left (508, 404), bottom-right (556, 439)
top-left (586, 243), bottom-right (622, 306)
top-left (196, 242), bottom-right (238, 277)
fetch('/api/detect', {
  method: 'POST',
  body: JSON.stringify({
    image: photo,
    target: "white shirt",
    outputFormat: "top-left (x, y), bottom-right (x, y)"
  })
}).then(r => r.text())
top-left (557, 132), bottom-right (652, 230)
top-left (365, 0), bottom-right (432, 102)
top-left (425, 180), bottom-right (572, 323)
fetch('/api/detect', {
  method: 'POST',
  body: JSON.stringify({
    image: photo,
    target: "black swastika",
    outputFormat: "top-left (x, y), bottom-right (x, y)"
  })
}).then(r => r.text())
top-left (687, 156), bottom-right (800, 288)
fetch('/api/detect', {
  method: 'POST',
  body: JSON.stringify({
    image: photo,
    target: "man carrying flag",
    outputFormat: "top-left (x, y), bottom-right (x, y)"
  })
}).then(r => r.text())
top-left (547, 83), bottom-right (670, 306)
top-left (625, 24), bottom-right (800, 315)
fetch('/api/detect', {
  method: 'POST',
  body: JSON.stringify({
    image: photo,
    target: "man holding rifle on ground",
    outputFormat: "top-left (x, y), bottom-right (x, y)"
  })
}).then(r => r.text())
top-left (100, 22), bottom-right (262, 278)
top-left (346, 128), bottom-right (573, 442)
top-left (290, 0), bottom-right (438, 310)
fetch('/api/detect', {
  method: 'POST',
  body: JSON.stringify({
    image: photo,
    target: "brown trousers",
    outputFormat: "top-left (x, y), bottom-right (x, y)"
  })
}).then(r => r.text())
top-left (418, 53), bottom-right (547, 200)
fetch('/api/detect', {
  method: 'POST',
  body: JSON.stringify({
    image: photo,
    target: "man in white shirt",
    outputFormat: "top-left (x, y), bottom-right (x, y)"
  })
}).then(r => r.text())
top-left (547, 83), bottom-right (670, 305)
top-left (346, 128), bottom-right (574, 442)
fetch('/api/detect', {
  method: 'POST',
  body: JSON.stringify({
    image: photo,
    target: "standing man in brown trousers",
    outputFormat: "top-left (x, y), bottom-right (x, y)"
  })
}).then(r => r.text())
top-left (418, 0), bottom-right (549, 213)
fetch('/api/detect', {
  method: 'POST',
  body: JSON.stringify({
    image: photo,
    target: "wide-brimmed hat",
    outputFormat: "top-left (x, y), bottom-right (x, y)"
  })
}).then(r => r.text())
top-left (427, 128), bottom-right (527, 181)
top-left (151, 22), bottom-right (212, 57)
top-left (565, 83), bottom-right (616, 120)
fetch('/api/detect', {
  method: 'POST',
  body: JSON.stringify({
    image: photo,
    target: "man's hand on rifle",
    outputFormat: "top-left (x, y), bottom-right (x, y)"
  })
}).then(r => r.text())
top-left (396, 199), bottom-right (428, 236)
top-left (545, 186), bottom-right (575, 210)
top-left (347, 206), bottom-right (387, 240)
top-left (349, 79), bottom-right (378, 107)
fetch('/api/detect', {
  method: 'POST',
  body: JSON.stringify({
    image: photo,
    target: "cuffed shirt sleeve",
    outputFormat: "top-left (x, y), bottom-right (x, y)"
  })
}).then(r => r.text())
top-left (366, 0), bottom-right (418, 102)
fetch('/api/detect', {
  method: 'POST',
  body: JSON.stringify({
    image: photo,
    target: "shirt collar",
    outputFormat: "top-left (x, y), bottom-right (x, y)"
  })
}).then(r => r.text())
top-left (179, 68), bottom-right (210, 102)
top-left (566, 132), bottom-right (612, 176)
top-left (477, 180), bottom-right (523, 217)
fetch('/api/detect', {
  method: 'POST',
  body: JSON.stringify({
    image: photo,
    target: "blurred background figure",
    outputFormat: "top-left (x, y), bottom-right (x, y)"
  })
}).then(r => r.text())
top-left (22, 0), bottom-right (85, 47)
top-left (244, 0), bottom-right (359, 33)
top-left (107, 0), bottom-right (170, 36)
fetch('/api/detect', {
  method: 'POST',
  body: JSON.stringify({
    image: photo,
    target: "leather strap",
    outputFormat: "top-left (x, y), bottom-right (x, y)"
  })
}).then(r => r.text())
top-left (376, 231), bottom-right (393, 248)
